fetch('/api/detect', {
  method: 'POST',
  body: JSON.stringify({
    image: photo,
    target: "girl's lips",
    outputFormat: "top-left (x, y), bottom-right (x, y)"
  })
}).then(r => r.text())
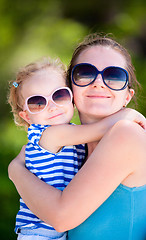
top-left (48, 113), bottom-right (63, 119)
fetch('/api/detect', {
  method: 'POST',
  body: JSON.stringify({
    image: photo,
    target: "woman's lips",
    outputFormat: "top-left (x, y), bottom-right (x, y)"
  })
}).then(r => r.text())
top-left (87, 95), bottom-right (111, 98)
top-left (86, 91), bottom-right (111, 98)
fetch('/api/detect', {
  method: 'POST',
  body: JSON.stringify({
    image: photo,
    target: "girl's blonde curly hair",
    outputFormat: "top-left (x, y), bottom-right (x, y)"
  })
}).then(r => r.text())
top-left (8, 57), bottom-right (67, 131)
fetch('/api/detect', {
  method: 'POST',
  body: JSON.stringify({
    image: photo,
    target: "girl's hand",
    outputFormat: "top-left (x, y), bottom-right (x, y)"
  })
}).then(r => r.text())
top-left (8, 145), bottom-right (26, 181)
top-left (109, 108), bottom-right (146, 130)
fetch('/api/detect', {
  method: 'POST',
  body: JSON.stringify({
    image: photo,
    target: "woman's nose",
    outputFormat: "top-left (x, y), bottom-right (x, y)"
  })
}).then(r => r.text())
top-left (91, 74), bottom-right (105, 88)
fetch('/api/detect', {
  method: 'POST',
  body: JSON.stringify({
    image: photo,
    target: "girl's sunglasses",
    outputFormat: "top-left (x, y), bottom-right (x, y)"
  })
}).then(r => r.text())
top-left (71, 63), bottom-right (129, 91)
top-left (23, 87), bottom-right (73, 114)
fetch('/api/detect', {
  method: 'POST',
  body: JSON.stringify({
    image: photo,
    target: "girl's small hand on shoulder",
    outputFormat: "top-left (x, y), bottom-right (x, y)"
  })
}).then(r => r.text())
top-left (111, 108), bottom-right (146, 130)
top-left (123, 108), bottom-right (146, 129)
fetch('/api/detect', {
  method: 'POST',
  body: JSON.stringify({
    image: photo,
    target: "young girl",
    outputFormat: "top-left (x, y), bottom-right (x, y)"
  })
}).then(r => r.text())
top-left (8, 35), bottom-right (146, 240)
top-left (8, 57), bottom-right (140, 240)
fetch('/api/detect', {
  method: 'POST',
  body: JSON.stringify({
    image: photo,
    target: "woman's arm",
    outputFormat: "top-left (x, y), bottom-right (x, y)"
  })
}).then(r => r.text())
top-left (9, 120), bottom-right (146, 231)
top-left (40, 108), bottom-right (146, 151)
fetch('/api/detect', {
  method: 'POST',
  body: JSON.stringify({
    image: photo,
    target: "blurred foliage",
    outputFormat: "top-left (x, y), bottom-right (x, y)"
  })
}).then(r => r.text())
top-left (0, 0), bottom-right (146, 239)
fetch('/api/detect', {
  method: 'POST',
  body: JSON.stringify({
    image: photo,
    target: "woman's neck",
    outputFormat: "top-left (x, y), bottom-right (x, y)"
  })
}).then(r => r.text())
top-left (79, 113), bottom-right (102, 125)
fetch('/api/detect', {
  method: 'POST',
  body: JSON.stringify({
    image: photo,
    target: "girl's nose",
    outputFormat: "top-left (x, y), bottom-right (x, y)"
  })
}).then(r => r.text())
top-left (46, 100), bottom-right (57, 112)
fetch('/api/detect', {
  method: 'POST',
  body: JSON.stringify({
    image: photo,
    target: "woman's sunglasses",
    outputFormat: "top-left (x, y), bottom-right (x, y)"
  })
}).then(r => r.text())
top-left (23, 87), bottom-right (73, 114)
top-left (71, 63), bottom-right (129, 91)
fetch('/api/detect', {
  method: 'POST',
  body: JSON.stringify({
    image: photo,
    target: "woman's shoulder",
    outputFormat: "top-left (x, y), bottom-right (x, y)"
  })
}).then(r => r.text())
top-left (109, 120), bottom-right (146, 159)
top-left (113, 119), bottom-right (146, 139)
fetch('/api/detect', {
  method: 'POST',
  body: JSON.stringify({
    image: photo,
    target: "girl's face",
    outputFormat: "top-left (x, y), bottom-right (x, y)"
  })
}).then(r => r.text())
top-left (72, 46), bottom-right (134, 124)
top-left (19, 68), bottom-right (74, 126)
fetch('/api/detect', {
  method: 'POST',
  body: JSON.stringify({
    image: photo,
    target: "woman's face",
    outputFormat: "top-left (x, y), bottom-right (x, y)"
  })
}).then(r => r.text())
top-left (72, 46), bottom-right (134, 124)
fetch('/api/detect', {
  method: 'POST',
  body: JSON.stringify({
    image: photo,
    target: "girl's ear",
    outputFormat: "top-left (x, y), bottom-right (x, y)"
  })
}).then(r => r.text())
top-left (125, 88), bottom-right (135, 106)
top-left (19, 111), bottom-right (31, 124)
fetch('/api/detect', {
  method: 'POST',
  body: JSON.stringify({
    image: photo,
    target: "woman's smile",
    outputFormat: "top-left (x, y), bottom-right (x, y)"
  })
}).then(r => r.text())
top-left (86, 92), bottom-right (112, 99)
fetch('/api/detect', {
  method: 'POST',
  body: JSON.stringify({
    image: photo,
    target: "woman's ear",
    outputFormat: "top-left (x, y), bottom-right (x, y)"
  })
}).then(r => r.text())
top-left (124, 88), bottom-right (135, 106)
top-left (19, 111), bottom-right (31, 124)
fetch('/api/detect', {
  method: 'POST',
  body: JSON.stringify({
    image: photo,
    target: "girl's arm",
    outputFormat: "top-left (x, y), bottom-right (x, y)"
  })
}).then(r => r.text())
top-left (9, 120), bottom-right (146, 231)
top-left (40, 108), bottom-right (146, 151)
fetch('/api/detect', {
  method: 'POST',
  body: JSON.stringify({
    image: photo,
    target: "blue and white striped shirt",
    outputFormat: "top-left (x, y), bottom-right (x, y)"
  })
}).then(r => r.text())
top-left (15, 124), bottom-right (85, 236)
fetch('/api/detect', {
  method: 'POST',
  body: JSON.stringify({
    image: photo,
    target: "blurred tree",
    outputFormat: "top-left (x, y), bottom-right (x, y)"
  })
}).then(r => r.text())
top-left (0, 0), bottom-right (146, 239)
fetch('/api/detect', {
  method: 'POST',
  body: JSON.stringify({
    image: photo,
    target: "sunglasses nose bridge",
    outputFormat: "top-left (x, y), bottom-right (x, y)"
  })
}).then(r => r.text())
top-left (92, 71), bottom-right (104, 85)
top-left (46, 98), bottom-right (58, 111)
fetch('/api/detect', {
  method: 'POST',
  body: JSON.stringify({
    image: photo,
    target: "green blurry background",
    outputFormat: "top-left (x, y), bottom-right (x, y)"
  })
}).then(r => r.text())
top-left (0, 0), bottom-right (146, 239)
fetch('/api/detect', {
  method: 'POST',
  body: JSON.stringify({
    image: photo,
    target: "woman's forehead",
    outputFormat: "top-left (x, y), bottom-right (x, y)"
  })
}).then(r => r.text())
top-left (76, 45), bottom-right (126, 69)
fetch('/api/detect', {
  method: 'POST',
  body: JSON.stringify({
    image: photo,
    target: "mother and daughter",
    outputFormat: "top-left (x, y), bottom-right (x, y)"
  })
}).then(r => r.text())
top-left (8, 33), bottom-right (146, 240)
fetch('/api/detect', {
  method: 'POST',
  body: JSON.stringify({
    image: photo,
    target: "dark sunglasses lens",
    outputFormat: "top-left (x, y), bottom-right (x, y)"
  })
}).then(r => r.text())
top-left (73, 64), bottom-right (97, 86)
top-left (103, 67), bottom-right (127, 90)
top-left (52, 88), bottom-right (71, 105)
top-left (27, 96), bottom-right (46, 113)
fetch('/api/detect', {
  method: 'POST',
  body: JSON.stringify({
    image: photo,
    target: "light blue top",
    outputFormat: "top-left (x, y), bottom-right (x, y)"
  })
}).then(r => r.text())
top-left (68, 184), bottom-right (146, 240)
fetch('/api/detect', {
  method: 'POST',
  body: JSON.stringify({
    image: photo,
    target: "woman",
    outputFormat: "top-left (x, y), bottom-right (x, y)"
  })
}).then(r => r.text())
top-left (8, 34), bottom-right (146, 239)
